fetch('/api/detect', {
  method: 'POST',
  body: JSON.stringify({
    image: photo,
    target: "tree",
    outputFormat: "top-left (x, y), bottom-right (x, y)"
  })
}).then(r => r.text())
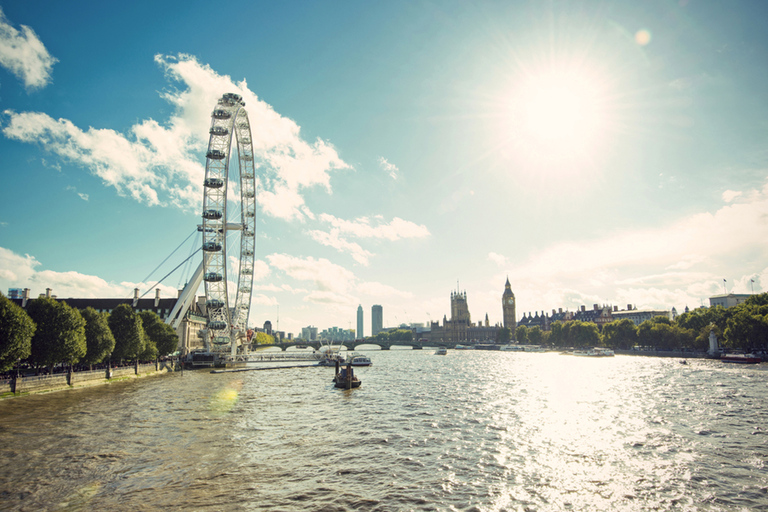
top-left (496, 327), bottom-right (511, 344)
top-left (108, 304), bottom-right (145, 361)
top-left (528, 326), bottom-right (543, 345)
top-left (0, 294), bottom-right (36, 372)
top-left (254, 332), bottom-right (274, 345)
top-left (138, 311), bottom-right (178, 356)
top-left (80, 307), bottom-right (115, 369)
top-left (26, 297), bottom-right (86, 373)
top-left (569, 321), bottom-right (600, 348)
top-left (548, 321), bottom-right (565, 347)
top-left (515, 325), bottom-right (528, 344)
top-left (601, 319), bottom-right (638, 350)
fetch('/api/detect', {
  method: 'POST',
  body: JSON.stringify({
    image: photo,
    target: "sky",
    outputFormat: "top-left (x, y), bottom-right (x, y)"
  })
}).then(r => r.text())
top-left (0, 0), bottom-right (767, 337)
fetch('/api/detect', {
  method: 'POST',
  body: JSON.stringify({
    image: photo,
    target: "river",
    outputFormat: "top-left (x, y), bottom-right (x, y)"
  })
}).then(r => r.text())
top-left (1, 350), bottom-right (767, 511)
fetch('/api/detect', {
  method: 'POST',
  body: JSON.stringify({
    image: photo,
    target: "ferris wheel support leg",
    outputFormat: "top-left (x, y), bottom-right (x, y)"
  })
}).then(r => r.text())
top-left (166, 261), bottom-right (204, 330)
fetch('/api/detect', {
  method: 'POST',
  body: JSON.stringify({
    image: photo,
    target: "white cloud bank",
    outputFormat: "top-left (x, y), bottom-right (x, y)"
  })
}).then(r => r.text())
top-left (502, 178), bottom-right (768, 314)
top-left (0, 8), bottom-right (56, 90)
top-left (1, 54), bottom-right (348, 217)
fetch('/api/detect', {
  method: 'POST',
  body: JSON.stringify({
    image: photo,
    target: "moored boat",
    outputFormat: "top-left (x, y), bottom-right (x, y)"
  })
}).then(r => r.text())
top-left (720, 353), bottom-right (762, 364)
top-left (573, 347), bottom-right (615, 357)
top-left (333, 362), bottom-right (361, 389)
top-left (347, 353), bottom-right (372, 366)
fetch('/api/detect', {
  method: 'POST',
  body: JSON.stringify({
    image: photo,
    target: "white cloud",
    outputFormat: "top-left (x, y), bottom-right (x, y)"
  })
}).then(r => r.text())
top-left (307, 229), bottom-right (373, 265)
top-left (378, 156), bottom-right (399, 180)
top-left (0, 246), bottom-right (179, 299)
top-left (0, 8), bottom-right (56, 89)
top-left (357, 281), bottom-right (413, 299)
top-left (266, 253), bottom-right (356, 295)
top-left (722, 189), bottom-right (742, 202)
top-left (506, 179), bottom-right (768, 312)
top-left (317, 214), bottom-right (430, 240)
top-left (487, 252), bottom-right (507, 266)
top-left (2, 54), bottom-right (349, 219)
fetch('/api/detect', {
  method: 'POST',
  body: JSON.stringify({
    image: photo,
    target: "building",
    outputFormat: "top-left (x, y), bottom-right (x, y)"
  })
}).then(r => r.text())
top-left (427, 286), bottom-right (501, 343)
top-left (372, 305), bottom-right (383, 336)
top-left (502, 277), bottom-right (516, 332)
top-left (709, 293), bottom-right (752, 308)
top-left (301, 326), bottom-right (318, 341)
top-left (608, 304), bottom-right (673, 326)
top-left (357, 304), bottom-right (364, 338)
top-left (319, 326), bottom-right (355, 342)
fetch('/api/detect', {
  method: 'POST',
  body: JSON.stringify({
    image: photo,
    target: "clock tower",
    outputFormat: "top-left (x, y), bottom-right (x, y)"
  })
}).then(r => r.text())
top-left (502, 277), bottom-right (516, 332)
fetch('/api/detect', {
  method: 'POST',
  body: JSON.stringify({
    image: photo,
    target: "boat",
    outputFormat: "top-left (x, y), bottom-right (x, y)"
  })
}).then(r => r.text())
top-left (720, 353), bottom-right (762, 364)
top-left (347, 353), bottom-right (372, 367)
top-left (454, 344), bottom-right (473, 350)
top-left (435, 346), bottom-right (448, 355)
top-left (573, 347), bottom-right (615, 357)
top-left (333, 362), bottom-right (361, 389)
top-left (315, 340), bottom-right (347, 366)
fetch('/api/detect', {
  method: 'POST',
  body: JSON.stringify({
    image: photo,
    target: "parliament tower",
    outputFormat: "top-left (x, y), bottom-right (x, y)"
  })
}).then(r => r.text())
top-left (502, 277), bottom-right (516, 332)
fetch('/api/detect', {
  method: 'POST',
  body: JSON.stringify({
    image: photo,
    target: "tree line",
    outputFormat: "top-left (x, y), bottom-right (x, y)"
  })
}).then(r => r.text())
top-left (511, 292), bottom-right (768, 352)
top-left (0, 294), bottom-right (179, 374)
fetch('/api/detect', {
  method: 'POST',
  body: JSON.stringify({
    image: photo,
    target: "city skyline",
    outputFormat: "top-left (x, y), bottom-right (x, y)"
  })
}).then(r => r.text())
top-left (1, 2), bottom-right (767, 336)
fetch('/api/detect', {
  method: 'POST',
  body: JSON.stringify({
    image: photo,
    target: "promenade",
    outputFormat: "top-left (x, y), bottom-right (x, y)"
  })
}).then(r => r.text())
top-left (0, 360), bottom-right (179, 398)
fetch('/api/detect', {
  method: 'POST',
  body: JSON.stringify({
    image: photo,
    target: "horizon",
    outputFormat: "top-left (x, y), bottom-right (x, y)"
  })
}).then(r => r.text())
top-left (1, 1), bottom-right (767, 337)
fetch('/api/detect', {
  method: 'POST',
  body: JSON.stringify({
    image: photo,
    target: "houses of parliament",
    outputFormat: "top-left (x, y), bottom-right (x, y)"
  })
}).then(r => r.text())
top-left (427, 278), bottom-right (516, 343)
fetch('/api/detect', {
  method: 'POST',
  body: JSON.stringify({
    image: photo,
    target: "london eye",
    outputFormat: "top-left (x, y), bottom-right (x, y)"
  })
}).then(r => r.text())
top-left (200, 92), bottom-right (256, 353)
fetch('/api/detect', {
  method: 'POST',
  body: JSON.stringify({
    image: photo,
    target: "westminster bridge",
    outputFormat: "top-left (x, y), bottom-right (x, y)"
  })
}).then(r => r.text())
top-left (252, 339), bottom-right (461, 351)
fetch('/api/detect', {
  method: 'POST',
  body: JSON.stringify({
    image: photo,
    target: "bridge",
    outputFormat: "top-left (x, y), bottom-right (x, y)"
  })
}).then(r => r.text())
top-left (251, 340), bottom-right (460, 351)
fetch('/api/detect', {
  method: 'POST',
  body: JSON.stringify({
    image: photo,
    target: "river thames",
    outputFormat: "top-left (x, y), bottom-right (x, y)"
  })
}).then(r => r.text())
top-left (1, 350), bottom-right (767, 511)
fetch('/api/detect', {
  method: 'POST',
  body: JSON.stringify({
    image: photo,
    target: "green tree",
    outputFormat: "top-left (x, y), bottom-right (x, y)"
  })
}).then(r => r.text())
top-left (138, 311), bottom-right (178, 356)
top-left (80, 307), bottom-right (115, 369)
top-left (0, 294), bottom-right (36, 372)
top-left (569, 321), bottom-right (600, 348)
top-left (27, 297), bottom-right (86, 373)
top-left (254, 332), bottom-right (274, 344)
top-left (108, 304), bottom-right (145, 361)
top-left (496, 327), bottom-right (511, 344)
top-left (601, 319), bottom-right (638, 350)
top-left (548, 321), bottom-right (565, 347)
top-left (724, 307), bottom-right (768, 351)
top-left (515, 325), bottom-right (528, 344)
top-left (528, 326), bottom-right (543, 345)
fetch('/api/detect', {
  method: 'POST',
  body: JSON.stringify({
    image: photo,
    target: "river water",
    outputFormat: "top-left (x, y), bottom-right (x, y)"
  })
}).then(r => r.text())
top-left (1, 350), bottom-right (767, 511)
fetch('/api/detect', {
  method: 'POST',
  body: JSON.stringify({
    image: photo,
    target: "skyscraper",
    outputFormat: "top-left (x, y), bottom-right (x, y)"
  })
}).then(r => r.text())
top-left (357, 304), bottom-right (364, 339)
top-left (372, 304), bottom-right (383, 336)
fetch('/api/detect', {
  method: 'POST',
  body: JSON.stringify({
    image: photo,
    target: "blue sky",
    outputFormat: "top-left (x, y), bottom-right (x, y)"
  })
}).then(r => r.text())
top-left (1, 0), bottom-right (767, 337)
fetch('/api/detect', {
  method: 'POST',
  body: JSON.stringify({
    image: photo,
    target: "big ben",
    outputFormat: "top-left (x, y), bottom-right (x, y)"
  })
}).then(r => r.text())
top-left (502, 277), bottom-right (516, 332)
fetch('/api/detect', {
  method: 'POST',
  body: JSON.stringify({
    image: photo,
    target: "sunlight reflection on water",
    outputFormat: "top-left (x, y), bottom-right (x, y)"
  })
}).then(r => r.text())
top-left (1, 351), bottom-right (767, 511)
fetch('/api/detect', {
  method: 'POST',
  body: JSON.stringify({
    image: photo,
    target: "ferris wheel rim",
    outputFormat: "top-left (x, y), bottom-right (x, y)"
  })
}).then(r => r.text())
top-left (201, 92), bottom-right (256, 351)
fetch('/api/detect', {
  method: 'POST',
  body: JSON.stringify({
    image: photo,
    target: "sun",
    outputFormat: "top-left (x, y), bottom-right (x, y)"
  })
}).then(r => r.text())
top-left (506, 65), bottom-right (610, 167)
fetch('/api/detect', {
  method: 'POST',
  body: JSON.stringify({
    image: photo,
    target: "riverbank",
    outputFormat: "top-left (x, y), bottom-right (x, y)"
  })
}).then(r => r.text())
top-left (0, 360), bottom-right (180, 399)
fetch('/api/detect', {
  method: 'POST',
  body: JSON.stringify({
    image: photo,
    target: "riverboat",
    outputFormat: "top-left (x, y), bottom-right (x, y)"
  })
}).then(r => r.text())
top-left (347, 353), bottom-right (372, 366)
top-left (573, 348), bottom-right (615, 357)
top-left (435, 346), bottom-right (448, 355)
top-left (720, 353), bottom-right (762, 364)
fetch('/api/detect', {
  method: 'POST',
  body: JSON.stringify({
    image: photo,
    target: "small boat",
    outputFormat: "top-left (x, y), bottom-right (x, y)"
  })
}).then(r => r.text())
top-left (347, 353), bottom-right (372, 367)
top-left (454, 344), bottom-right (473, 350)
top-left (573, 347), bottom-right (615, 357)
top-left (333, 362), bottom-right (361, 389)
top-left (435, 346), bottom-right (448, 355)
top-left (720, 353), bottom-right (762, 364)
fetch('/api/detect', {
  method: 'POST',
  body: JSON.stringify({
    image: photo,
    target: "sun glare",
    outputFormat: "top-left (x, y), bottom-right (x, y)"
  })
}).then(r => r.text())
top-left (507, 65), bottom-right (609, 168)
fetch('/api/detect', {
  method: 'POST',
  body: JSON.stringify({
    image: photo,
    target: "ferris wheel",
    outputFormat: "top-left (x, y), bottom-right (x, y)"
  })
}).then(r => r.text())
top-left (200, 92), bottom-right (256, 352)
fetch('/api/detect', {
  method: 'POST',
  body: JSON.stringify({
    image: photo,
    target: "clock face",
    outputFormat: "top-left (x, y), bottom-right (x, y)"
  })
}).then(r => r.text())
top-left (506, 298), bottom-right (514, 305)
